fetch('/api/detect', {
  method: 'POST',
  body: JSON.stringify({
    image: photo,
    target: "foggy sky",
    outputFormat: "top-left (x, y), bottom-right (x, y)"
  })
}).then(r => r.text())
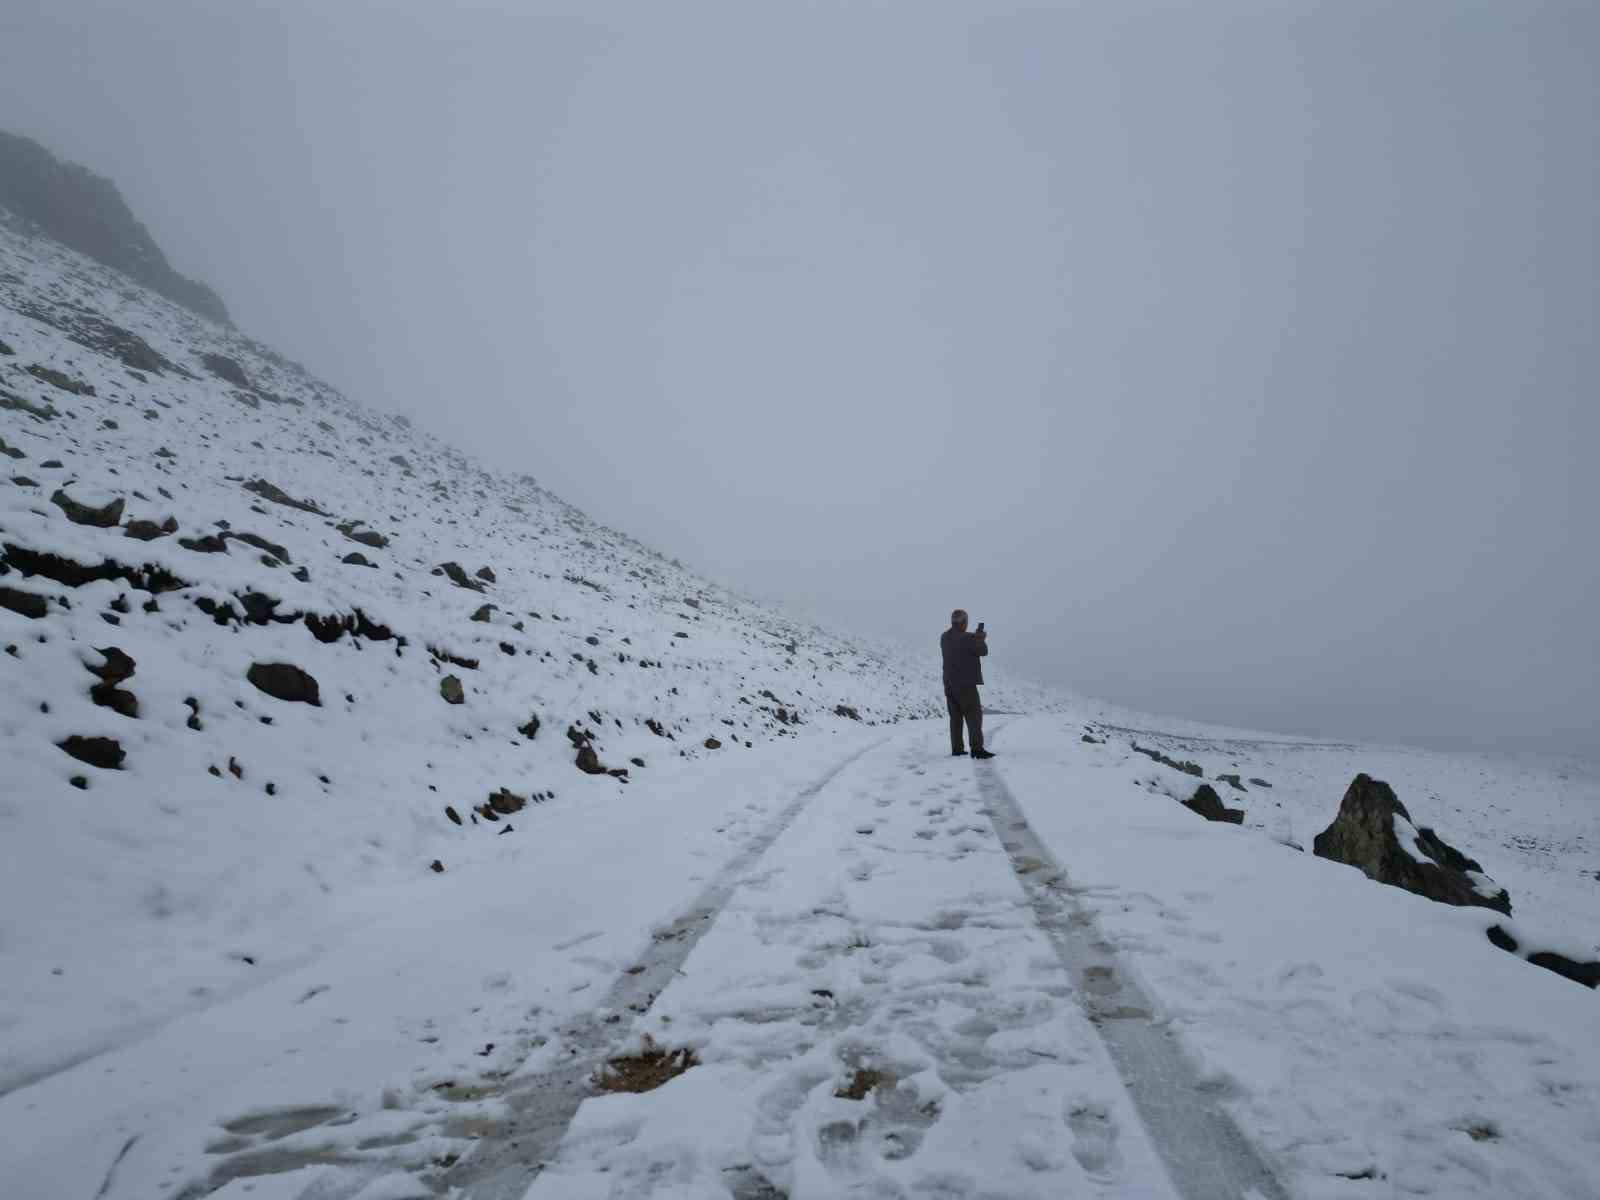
top-left (5, 0), bottom-right (1596, 758)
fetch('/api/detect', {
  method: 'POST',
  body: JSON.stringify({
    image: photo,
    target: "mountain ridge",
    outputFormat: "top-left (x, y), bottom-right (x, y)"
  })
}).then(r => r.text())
top-left (0, 128), bottom-right (231, 326)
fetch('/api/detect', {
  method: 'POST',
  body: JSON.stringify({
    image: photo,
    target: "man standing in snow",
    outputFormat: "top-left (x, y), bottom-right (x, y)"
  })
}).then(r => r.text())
top-left (941, 609), bottom-right (992, 759)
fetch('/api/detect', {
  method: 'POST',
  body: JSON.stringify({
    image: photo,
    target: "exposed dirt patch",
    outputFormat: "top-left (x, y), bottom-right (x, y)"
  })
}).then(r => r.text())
top-left (834, 1066), bottom-right (885, 1100)
top-left (594, 1040), bottom-right (699, 1094)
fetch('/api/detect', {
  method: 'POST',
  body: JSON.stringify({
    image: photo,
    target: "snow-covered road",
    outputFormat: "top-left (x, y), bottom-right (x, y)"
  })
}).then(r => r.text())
top-left (511, 726), bottom-right (1272, 1200)
top-left (5, 717), bottom-right (1597, 1200)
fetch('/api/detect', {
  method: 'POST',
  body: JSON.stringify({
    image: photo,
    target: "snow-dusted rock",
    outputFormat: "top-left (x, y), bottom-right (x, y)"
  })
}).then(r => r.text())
top-left (50, 487), bottom-right (122, 527)
top-left (1313, 774), bottom-right (1512, 913)
top-left (246, 661), bottom-right (322, 706)
top-left (1183, 782), bottom-right (1244, 823)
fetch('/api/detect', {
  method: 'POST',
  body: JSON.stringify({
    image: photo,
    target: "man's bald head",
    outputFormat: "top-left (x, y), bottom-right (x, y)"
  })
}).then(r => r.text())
top-left (951, 609), bottom-right (968, 629)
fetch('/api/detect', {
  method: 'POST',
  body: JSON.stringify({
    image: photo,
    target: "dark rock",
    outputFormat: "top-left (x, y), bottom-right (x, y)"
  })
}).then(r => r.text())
top-left (70, 775), bottom-right (88, 790)
top-left (471, 603), bottom-right (496, 622)
top-left (1081, 734), bottom-right (1100, 744)
top-left (338, 521), bottom-right (388, 549)
top-left (476, 566), bottom-right (496, 583)
top-left (179, 533), bottom-right (229, 554)
top-left (433, 561), bottom-right (485, 592)
top-left (27, 364), bottom-right (95, 396)
top-left (291, 566), bottom-right (311, 583)
top-left (1216, 773), bottom-right (1247, 791)
top-left (430, 860), bottom-right (445, 874)
top-left (90, 685), bottom-right (138, 718)
top-left (630, 756), bottom-right (646, 768)
top-left (242, 478), bottom-right (328, 515)
top-left (1, 542), bottom-right (187, 593)
top-left (445, 806), bottom-right (462, 825)
top-left (1486, 925), bottom-right (1600, 989)
top-left (124, 516), bottom-right (178, 541)
top-left (342, 551), bottom-right (372, 566)
top-left (51, 488), bottom-right (124, 527)
top-left (0, 338), bottom-right (11, 355)
top-left (704, 736), bottom-right (723, 750)
top-left (389, 455), bottom-right (412, 470)
top-left (59, 735), bottom-right (124, 769)
top-left (247, 662), bottom-right (322, 706)
top-left (1312, 775), bottom-right (1511, 914)
top-left (834, 704), bottom-right (862, 721)
top-left (585, 635), bottom-right (600, 646)
top-left (519, 714), bottom-right (541, 739)
top-left (488, 788), bottom-right (526, 815)
top-left (87, 646), bottom-right (136, 685)
top-left (1183, 783), bottom-right (1245, 824)
top-left (227, 532), bottom-right (290, 562)
top-left (440, 675), bottom-right (464, 705)
top-left (0, 436), bottom-right (24, 459)
top-left (1133, 744), bottom-right (1203, 777)
top-left (200, 353), bottom-right (249, 387)
top-left (1249, 778), bottom-right (1273, 788)
top-left (575, 744), bottom-right (609, 774)
top-left (429, 646), bottom-right (478, 670)
top-left (0, 586), bottom-right (49, 619)
top-left (39, 459), bottom-right (63, 469)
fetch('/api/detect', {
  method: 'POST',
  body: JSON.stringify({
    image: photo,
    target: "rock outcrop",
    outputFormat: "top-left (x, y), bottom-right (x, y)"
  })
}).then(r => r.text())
top-left (1313, 774), bottom-right (1511, 914)
top-left (0, 129), bottom-right (231, 324)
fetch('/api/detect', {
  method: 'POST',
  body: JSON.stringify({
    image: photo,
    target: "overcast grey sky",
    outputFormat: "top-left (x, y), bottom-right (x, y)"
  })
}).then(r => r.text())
top-left (4, 0), bottom-right (1595, 757)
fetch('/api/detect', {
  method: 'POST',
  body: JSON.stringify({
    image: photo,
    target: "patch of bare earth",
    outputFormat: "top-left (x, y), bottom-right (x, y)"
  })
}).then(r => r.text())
top-left (593, 1039), bottom-right (699, 1094)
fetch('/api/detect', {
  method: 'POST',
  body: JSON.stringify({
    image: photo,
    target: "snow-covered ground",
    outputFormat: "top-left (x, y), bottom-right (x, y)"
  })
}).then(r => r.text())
top-left (4, 207), bottom-right (1598, 1199)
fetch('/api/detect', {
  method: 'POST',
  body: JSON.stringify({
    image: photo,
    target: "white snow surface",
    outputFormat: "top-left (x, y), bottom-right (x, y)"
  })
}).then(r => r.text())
top-left (3, 210), bottom-right (1599, 1199)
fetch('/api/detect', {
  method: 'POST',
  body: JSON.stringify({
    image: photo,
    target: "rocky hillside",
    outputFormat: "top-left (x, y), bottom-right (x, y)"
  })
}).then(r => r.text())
top-left (0, 129), bottom-right (230, 324)
top-left (0, 192), bottom-right (1065, 1092)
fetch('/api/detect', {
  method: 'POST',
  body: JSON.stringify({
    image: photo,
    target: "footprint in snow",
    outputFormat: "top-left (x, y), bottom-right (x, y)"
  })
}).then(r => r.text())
top-left (1065, 1099), bottom-right (1123, 1179)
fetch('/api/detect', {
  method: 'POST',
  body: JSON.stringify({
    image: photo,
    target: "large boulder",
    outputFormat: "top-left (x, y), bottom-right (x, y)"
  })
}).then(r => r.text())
top-left (247, 662), bottom-right (322, 706)
top-left (1183, 783), bottom-right (1244, 824)
top-left (59, 735), bottom-right (124, 769)
top-left (1313, 774), bottom-right (1511, 914)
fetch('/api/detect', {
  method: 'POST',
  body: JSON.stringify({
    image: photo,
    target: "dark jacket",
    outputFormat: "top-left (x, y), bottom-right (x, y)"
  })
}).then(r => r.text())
top-left (940, 627), bottom-right (988, 688)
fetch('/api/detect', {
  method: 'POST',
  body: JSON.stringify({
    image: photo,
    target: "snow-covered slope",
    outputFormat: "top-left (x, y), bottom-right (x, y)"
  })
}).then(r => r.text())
top-left (5, 200), bottom-right (1598, 1200)
top-left (0, 205), bottom-right (1062, 1094)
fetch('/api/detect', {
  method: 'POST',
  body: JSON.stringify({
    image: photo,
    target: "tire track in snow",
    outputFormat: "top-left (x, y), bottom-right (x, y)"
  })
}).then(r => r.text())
top-left (443, 735), bottom-right (890, 1200)
top-left (973, 758), bottom-right (1291, 1200)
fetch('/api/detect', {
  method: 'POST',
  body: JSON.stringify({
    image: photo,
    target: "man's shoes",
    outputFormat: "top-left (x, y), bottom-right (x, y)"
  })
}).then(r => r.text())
top-left (951, 749), bottom-right (968, 757)
top-left (972, 749), bottom-right (996, 760)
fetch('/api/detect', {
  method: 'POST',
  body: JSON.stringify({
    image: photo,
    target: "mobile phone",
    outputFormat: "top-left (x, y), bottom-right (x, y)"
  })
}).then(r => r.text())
top-left (977, 622), bottom-right (985, 632)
